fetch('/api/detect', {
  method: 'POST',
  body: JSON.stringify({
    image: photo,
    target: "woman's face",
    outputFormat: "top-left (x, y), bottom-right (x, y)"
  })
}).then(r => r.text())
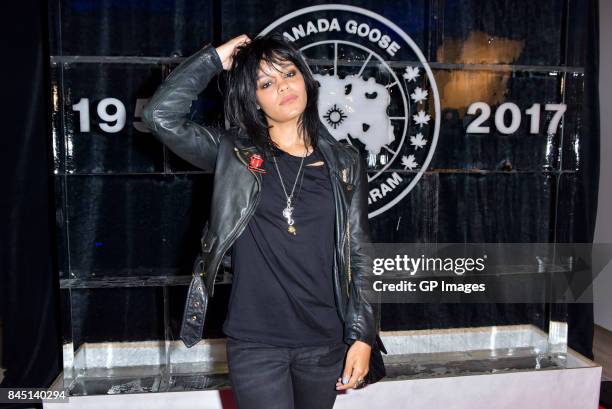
top-left (255, 57), bottom-right (307, 126)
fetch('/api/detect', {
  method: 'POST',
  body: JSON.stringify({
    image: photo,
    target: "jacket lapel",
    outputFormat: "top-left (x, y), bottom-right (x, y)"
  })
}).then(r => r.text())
top-left (233, 135), bottom-right (263, 186)
top-left (316, 124), bottom-right (352, 246)
top-left (317, 123), bottom-right (353, 196)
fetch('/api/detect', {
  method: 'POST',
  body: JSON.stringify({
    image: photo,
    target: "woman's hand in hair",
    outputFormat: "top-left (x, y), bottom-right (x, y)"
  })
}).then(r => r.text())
top-left (215, 34), bottom-right (251, 70)
top-left (336, 340), bottom-right (371, 390)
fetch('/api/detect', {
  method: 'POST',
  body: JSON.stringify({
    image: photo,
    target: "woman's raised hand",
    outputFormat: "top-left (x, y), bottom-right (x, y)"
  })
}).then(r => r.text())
top-left (215, 34), bottom-right (251, 70)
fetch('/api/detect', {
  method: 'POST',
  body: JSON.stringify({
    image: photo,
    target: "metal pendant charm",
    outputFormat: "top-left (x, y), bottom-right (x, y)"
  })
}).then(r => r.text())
top-left (283, 197), bottom-right (296, 234)
top-left (282, 205), bottom-right (294, 222)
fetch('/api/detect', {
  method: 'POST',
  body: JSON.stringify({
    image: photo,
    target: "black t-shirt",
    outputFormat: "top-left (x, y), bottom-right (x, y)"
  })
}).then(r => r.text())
top-left (222, 144), bottom-right (343, 347)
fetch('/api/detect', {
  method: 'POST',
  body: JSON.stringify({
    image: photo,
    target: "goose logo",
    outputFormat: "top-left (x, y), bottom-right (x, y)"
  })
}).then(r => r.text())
top-left (260, 5), bottom-right (440, 218)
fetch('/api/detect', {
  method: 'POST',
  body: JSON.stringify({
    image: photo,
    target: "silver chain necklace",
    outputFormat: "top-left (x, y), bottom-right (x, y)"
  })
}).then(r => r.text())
top-left (272, 147), bottom-right (310, 235)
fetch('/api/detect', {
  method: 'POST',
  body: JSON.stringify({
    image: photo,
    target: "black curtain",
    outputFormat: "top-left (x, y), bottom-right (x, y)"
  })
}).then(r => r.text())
top-left (0, 0), bottom-right (62, 402)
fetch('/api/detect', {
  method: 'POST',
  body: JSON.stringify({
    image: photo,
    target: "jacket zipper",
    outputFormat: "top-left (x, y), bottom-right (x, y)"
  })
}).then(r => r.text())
top-left (345, 218), bottom-right (351, 298)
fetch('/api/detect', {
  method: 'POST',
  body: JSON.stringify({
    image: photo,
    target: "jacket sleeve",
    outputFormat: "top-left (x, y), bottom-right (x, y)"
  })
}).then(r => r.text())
top-left (344, 148), bottom-right (379, 347)
top-left (142, 43), bottom-right (226, 171)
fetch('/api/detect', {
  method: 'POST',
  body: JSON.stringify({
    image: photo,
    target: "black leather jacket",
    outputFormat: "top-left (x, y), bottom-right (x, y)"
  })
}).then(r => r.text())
top-left (142, 43), bottom-right (378, 347)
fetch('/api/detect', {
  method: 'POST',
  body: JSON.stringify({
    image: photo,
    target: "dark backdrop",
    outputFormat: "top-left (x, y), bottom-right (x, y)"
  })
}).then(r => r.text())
top-left (0, 0), bottom-right (62, 400)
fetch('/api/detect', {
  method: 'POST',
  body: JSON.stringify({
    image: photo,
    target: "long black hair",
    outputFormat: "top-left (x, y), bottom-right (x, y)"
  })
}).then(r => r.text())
top-left (223, 32), bottom-right (320, 156)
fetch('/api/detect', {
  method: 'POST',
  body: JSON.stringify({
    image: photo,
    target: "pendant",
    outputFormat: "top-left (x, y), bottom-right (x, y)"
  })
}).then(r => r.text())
top-left (283, 198), bottom-right (296, 235)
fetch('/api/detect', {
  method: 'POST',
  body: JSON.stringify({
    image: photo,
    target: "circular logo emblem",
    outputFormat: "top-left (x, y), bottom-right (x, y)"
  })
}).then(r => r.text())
top-left (260, 4), bottom-right (440, 218)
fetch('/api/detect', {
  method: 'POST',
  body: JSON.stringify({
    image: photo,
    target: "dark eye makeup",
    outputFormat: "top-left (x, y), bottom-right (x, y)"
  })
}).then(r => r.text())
top-left (259, 69), bottom-right (298, 89)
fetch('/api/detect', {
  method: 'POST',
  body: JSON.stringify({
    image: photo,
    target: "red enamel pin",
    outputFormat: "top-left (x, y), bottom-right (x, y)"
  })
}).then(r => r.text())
top-left (248, 153), bottom-right (266, 173)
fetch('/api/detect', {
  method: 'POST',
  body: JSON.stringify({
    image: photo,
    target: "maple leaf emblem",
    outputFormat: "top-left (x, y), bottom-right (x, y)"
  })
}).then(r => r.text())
top-left (403, 66), bottom-right (420, 82)
top-left (410, 87), bottom-right (428, 104)
top-left (410, 133), bottom-right (428, 150)
top-left (412, 110), bottom-right (431, 127)
top-left (401, 154), bottom-right (418, 170)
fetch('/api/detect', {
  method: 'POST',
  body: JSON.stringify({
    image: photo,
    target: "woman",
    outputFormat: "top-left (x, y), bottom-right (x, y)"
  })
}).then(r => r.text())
top-left (143, 33), bottom-right (380, 409)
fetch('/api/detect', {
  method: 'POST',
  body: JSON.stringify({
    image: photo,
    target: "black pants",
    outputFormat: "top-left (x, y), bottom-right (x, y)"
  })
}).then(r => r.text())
top-left (226, 336), bottom-right (348, 409)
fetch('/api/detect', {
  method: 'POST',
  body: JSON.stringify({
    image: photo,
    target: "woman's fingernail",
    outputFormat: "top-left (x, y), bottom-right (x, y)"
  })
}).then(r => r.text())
top-left (342, 377), bottom-right (349, 384)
